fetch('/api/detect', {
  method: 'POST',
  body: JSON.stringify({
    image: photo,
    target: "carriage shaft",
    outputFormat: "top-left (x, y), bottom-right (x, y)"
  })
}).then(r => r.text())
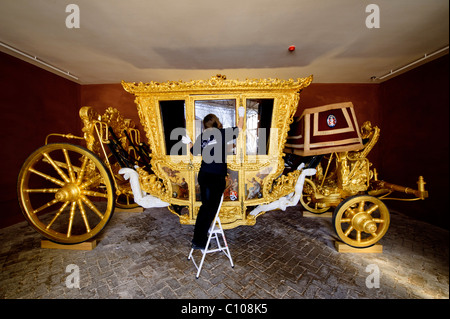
top-left (372, 177), bottom-right (428, 200)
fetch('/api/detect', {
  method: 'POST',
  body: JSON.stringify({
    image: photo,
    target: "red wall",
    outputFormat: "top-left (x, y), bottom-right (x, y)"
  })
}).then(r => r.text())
top-left (0, 51), bottom-right (81, 227)
top-left (80, 84), bottom-right (139, 130)
top-left (378, 55), bottom-right (449, 227)
top-left (1, 52), bottom-right (448, 229)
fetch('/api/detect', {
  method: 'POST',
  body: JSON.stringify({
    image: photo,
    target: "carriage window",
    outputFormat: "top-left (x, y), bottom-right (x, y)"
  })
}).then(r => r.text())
top-left (246, 99), bottom-right (273, 155)
top-left (160, 100), bottom-right (186, 155)
top-left (194, 99), bottom-right (237, 155)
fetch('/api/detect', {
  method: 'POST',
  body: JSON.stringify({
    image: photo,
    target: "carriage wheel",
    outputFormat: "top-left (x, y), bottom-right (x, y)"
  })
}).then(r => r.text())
top-left (115, 194), bottom-right (139, 209)
top-left (115, 191), bottom-right (139, 209)
top-left (300, 178), bottom-right (329, 214)
top-left (17, 143), bottom-right (115, 244)
top-left (113, 172), bottom-right (139, 209)
top-left (332, 195), bottom-right (390, 248)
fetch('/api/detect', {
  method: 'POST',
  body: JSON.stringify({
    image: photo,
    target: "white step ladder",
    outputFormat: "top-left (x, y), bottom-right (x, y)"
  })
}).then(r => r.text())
top-left (188, 194), bottom-right (234, 278)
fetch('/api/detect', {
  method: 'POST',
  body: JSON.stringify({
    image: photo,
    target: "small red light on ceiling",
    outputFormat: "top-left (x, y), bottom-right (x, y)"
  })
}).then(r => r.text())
top-left (288, 45), bottom-right (296, 52)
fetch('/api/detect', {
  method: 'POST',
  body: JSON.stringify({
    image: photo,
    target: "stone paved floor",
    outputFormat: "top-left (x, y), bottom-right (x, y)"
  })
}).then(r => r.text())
top-left (0, 204), bottom-right (448, 301)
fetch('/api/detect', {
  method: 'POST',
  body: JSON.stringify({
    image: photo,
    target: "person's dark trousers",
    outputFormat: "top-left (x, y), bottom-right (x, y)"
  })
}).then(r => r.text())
top-left (192, 171), bottom-right (226, 248)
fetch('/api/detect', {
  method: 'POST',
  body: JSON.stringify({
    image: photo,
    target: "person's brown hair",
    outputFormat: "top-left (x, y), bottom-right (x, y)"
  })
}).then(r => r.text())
top-left (203, 114), bottom-right (223, 129)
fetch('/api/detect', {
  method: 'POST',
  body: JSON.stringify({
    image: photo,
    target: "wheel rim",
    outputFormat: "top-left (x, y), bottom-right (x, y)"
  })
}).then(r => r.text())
top-left (115, 193), bottom-right (139, 209)
top-left (300, 178), bottom-right (329, 214)
top-left (17, 143), bottom-right (115, 244)
top-left (333, 195), bottom-right (390, 248)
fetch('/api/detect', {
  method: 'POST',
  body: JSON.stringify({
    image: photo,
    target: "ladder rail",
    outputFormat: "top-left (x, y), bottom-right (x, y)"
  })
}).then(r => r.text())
top-left (187, 194), bottom-right (234, 278)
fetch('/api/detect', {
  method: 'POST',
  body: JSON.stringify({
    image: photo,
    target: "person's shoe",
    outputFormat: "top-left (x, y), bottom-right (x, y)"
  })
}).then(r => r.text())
top-left (191, 242), bottom-right (206, 250)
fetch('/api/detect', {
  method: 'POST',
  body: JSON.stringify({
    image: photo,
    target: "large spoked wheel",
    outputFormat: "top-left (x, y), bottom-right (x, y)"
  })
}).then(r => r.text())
top-left (17, 143), bottom-right (115, 244)
top-left (333, 195), bottom-right (390, 248)
top-left (300, 178), bottom-right (329, 214)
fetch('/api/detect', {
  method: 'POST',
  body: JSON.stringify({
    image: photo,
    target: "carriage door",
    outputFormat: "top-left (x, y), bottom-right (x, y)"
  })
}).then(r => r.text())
top-left (190, 96), bottom-right (275, 223)
top-left (242, 97), bottom-right (276, 209)
top-left (190, 96), bottom-right (242, 221)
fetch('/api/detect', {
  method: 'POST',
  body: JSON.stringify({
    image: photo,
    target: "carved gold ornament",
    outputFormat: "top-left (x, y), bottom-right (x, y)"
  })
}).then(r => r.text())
top-left (122, 75), bottom-right (313, 228)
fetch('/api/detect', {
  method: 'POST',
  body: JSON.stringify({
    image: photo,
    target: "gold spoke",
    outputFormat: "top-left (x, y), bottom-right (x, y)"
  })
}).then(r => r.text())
top-left (372, 218), bottom-right (385, 223)
top-left (63, 149), bottom-right (76, 182)
top-left (366, 204), bottom-right (379, 215)
top-left (344, 225), bottom-right (354, 237)
top-left (80, 195), bottom-right (104, 220)
top-left (46, 201), bottom-right (70, 230)
top-left (358, 201), bottom-right (365, 212)
top-left (356, 230), bottom-right (361, 242)
top-left (340, 218), bottom-right (352, 223)
top-left (33, 198), bottom-right (60, 214)
top-left (42, 152), bottom-right (70, 183)
top-left (24, 188), bottom-right (59, 193)
top-left (41, 159), bottom-right (81, 174)
top-left (81, 190), bottom-right (108, 198)
top-left (76, 155), bottom-right (89, 184)
top-left (304, 197), bottom-right (311, 206)
top-left (77, 199), bottom-right (91, 233)
top-left (79, 175), bottom-right (102, 190)
top-left (28, 168), bottom-right (65, 187)
top-left (66, 202), bottom-right (76, 237)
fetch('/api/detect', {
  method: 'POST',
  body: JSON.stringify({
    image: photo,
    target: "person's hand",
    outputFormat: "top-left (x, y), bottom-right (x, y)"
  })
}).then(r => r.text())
top-left (238, 106), bottom-right (245, 117)
top-left (181, 135), bottom-right (192, 144)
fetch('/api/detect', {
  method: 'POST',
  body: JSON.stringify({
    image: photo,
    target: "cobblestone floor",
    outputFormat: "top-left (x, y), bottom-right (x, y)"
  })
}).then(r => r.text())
top-left (0, 204), bottom-right (448, 301)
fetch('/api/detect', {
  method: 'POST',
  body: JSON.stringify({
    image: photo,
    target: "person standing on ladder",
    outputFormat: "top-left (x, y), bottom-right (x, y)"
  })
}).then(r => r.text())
top-left (182, 107), bottom-right (245, 249)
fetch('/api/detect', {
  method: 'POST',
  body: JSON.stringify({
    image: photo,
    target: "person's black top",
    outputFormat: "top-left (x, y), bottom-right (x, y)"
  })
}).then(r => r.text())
top-left (191, 127), bottom-right (239, 176)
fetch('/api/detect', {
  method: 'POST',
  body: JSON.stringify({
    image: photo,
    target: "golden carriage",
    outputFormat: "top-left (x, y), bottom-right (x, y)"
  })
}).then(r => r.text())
top-left (17, 75), bottom-right (427, 248)
top-left (283, 102), bottom-right (428, 247)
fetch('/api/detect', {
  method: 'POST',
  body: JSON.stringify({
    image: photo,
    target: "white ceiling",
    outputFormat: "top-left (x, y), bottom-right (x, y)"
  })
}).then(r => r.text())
top-left (0, 0), bottom-right (448, 84)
